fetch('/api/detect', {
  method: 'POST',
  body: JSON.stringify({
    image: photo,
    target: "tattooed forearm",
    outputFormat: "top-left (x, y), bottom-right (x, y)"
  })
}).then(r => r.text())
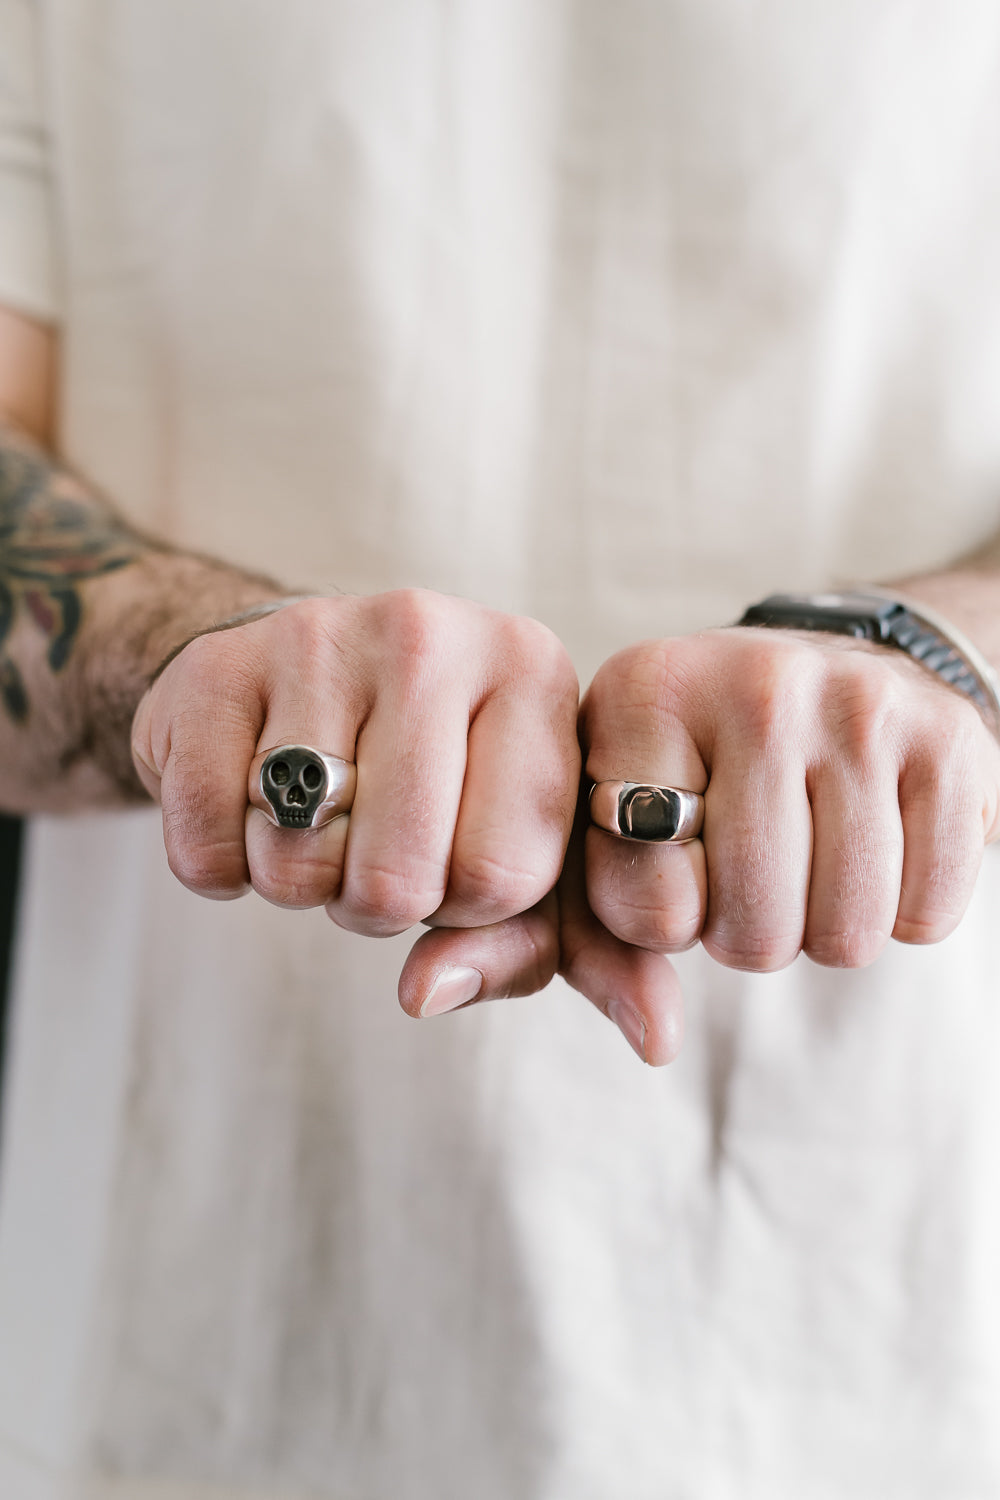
top-left (0, 429), bottom-right (147, 724)
top-left (0, 423), bottom-right (283, 812)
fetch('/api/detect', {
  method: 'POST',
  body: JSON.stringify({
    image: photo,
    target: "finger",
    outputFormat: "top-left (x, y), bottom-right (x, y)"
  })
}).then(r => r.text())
top-left (584, 826), bottom-right (707, 953)
top-left (434, 664), bottom-right (579, 928)
top-left (245, 808), bottom-right (352, 909)
top-left (327, 690), bottom-right (469, 938)
top-left (246, 720), bottom-right (359, 912)
top-left (135, 632), bottom-right (268, 898)
top-left (893, 719), bottom-right (988, 945)
top-left (581, 642), bottom-right (709, 953)
top-left (241, 616), bottom-right (363, 907)
top-left (560, 799), bottom-right (685, 1065)
top-left (398, 892), bottom-right (561, 1016)
top-left (131, 689), bottom-right (163, 800)
top-left (700, 752), bottom-right (812, 971)
top-left (803, 759), bottom-right (902, 967)
top-left (401, 816), bottom-right (686, 1067)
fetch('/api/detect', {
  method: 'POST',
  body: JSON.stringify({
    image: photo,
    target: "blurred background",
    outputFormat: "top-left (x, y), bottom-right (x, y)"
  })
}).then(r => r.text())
top-left (0, 815), bottom-right (20, 1128)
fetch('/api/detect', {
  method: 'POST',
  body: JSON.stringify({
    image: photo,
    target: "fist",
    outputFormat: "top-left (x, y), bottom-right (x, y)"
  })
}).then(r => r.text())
top-left (581, 629), bottom-right (1000, 971)
top-left (132, 591), bottom-right (580, 937)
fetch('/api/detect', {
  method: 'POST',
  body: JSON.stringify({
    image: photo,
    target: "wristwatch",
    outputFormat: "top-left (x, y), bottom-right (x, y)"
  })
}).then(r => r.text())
top-left (735, 588), bottom-right (1000, 734)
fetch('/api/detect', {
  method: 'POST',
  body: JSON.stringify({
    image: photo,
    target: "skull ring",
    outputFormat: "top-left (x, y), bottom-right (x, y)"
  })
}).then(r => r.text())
top-left (249, 745), bottom-right (357, 830)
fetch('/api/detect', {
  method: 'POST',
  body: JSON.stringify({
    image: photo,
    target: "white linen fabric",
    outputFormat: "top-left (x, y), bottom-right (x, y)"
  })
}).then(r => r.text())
top-left (0, 0), bottom-right (58, 319)
top-left (2, 3), bottom-right (1000, 1497)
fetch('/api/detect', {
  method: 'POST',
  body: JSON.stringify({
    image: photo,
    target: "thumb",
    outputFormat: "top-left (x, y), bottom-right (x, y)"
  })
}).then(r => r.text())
top-left (130, 687), bottom-right (162, 801)
top-left (398, 892), bottom-right (561, 1018)
top-left (399, 801), bottom-right (686, 1067)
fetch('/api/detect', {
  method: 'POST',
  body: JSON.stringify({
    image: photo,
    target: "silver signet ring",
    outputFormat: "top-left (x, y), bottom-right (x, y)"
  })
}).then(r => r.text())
top-left (589, 781), bottom-right (705, 843)
top-left (249, 745), bottom-right (357, 830)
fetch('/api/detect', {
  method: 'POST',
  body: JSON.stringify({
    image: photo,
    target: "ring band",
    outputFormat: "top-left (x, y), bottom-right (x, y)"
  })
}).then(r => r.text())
top-left (589, 781), bottom-right (705, 843)
top-left (249, 744), bottom-right (357, 830)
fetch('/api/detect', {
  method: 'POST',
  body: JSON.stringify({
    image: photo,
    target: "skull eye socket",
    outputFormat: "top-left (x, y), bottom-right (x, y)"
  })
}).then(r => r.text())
top-left (302, 764), bottom-right (323, 791)
top-left (268, 760), bottom-right (291, 786)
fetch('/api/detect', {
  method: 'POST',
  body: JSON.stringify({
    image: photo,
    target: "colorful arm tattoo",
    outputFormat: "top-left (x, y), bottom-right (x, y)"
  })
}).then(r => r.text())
top-left (0, 436), bottom-right (142, 724)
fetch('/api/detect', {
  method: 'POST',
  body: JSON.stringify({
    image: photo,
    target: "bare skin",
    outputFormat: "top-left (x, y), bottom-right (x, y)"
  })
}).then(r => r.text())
top-left (4, 302), bottom-right (1000, 1065)
top-left (0, 306), bottom-right (678, 1056)
top-left (0, 415), bottom-right (285, 808)
top-left (580, 626), bottom-right (1000, 976)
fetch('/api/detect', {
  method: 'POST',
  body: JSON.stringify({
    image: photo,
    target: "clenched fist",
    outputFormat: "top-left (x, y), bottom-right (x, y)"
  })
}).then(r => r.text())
top-left (581, 627), bottom-right (1000, 972)
top-left (132, 591), bottom-right (579, 935)
top-left (131, 590), bottom-right (686, 1051)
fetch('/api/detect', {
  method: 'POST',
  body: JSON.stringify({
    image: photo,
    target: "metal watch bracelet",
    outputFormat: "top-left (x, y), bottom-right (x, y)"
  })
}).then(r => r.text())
top-left (864, 586), bottom-right (1000, 738)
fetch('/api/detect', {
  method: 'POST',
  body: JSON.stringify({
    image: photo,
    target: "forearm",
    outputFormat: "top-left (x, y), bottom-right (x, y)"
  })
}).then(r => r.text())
top-left (0, 421), bottom-right (283, 812)
top-left (890, 539), bottom-right (1000, 675)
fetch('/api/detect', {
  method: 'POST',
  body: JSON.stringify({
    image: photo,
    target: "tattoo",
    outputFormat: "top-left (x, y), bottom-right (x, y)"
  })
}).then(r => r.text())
top-left (0, 438), bottom-right (142, 724)
top-left (0, 425), bottom-right (285, 807)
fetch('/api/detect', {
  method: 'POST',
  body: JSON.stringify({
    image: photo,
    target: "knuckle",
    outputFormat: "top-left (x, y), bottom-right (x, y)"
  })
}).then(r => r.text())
top-left (702, 846), bottom-right (803, 970)
top-left (895, 848), bottom-right (980, 946)
top-left (339, 858), bottom-right (445, 933)
top-left (171, 626), bottom-right (226, 673)
top-left (702, 924), bottom-right (800, 972)
top-left (609, 898), bottom-right (702, 953)
top-left (167, 838), bottom-right (247, 897)
top-left (499, 613), bottom-right (574, 682)
top-left (448, 848), bottom-right (552, 919)
top-left (176, 621), bottom-right (258, 679)
top-left (730, 639), bottom-right (812, 746)
top-left (252, 858), bottom-right (338, 911)
top-left (162, 787), bottom-right (247, 896)
top-left (924, 838), bottom-right (980, 898)
top-left (917, 720), bottom-right (984, 807)
top-left (892, 907), bottom-right (962, 945)
top-left (269, 595), bottom-right (338, 657)
top-left (586, 846), bottom-right (705, 952)
top-left (158, 637), bottom-right (266, 737)
top-left (825, 661), bottom-right (899, 760)
top-left (373, 588), bottom-right (453, 670)
top-left (160, 632), bottom-right (235, 707)
top-left (588, 638), bottom-right (690, 719)
top-left (804, 924), bottom-right (887, 969)
top-left (938, 699), bottom-right (983, 755)
top-left (629, 637), bottom-right (701, 714)
top-left (905, 759), bottom-right (983, 849)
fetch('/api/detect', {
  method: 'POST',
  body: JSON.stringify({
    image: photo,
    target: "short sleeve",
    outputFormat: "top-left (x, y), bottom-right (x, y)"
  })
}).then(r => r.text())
top-left (0, 0), bottom-right (60, 322)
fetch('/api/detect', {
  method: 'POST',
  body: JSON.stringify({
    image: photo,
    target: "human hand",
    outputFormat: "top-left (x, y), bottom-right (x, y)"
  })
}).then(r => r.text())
top-left (579, 628), bottom-right (1000, 978)
top-left (132, 591), bottom-right (685, 1062)
top-left (132, 590), bottom-right (584, 935)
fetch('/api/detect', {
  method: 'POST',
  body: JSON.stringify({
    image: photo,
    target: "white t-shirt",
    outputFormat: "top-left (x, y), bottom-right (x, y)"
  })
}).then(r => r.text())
top-left (3, 2), bottom-right (1000, 1496)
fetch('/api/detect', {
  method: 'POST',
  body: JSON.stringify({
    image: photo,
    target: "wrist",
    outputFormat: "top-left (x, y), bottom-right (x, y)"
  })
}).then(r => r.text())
top-left (148, 593), bottom-right (311, 684)
top-left (735, 587), bottom-right (1000, 739)
top-left (80, 555), bottom-right (288, 802)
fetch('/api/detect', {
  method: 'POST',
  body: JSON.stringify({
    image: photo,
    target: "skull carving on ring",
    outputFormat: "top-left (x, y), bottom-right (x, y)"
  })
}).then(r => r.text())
top-left (250, 745), bottom-right (357, 830)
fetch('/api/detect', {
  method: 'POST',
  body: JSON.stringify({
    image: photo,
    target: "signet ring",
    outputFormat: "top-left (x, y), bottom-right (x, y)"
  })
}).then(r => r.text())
top-left (249, 744), bottom-right (357, 831)
top-left (589, 781), bottom-right (705, 843)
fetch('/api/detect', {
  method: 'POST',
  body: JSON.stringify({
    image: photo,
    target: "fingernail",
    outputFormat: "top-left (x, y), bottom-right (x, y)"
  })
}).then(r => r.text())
top-left (419, 966), bottom-right (484, 1018)
top-left (607, 999), bottom-right (647, 1063)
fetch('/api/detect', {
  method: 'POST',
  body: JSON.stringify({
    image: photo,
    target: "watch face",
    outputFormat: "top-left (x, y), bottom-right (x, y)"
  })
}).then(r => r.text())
top-left (808, 592), bottom-right (850, 609)
top-left (754, 591), bottom-right (840, 608)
